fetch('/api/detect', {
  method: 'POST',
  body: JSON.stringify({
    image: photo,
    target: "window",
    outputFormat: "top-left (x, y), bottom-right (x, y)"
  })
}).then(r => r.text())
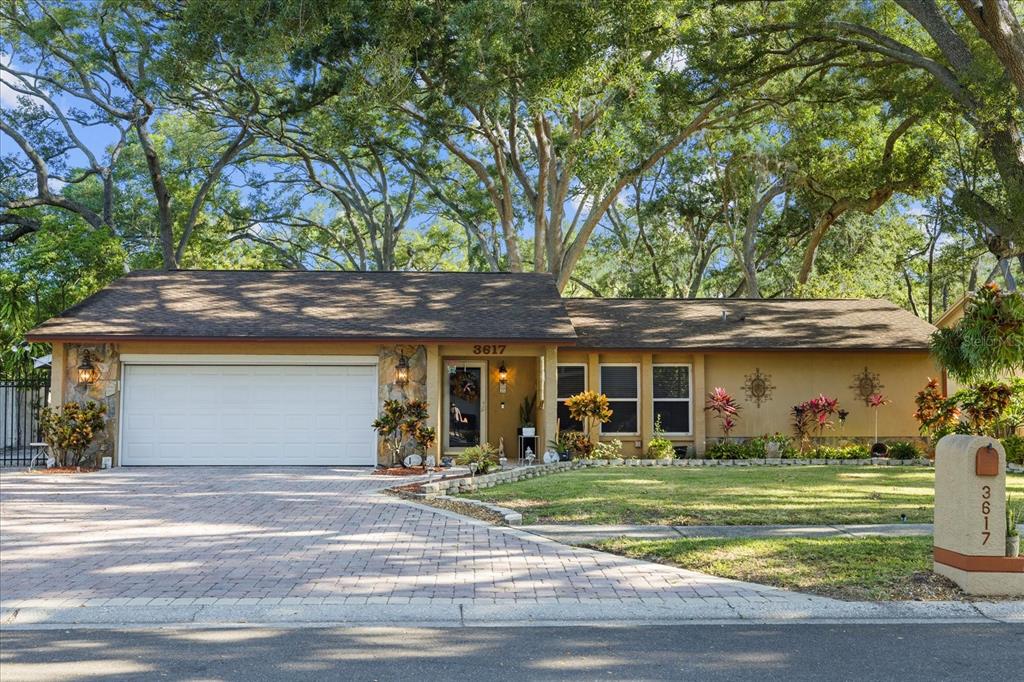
top-left (600, 364), bottom-right (639, 434)
top-left (557, 365), bottom-right (586, 431)
top-left (653, 365), bottom-right (691, 435)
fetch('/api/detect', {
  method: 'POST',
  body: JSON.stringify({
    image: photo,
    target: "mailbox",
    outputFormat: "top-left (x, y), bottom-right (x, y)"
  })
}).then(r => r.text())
top-left (976, 444), bottom-right (999, 477)
top-left (934, 434), bottom-right (1022, 596)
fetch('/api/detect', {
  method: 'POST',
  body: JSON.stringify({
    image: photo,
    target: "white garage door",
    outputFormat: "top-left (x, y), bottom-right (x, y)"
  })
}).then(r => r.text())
top-left (120, 362), bottom-right (378, 466)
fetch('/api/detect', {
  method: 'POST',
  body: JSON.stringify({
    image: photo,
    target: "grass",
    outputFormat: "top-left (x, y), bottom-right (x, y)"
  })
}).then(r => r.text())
top-left (461, 466), bottom-right (1024, 526)
top-left (591, 536), bottom-right (957, 601)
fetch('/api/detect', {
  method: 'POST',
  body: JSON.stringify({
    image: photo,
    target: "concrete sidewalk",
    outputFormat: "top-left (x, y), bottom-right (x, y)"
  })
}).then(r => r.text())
top-left (524, 523), bottom-right (953, 544)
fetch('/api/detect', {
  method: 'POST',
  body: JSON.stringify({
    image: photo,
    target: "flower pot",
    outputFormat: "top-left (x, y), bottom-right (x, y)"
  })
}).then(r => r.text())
top-left (520, 427), bottom-right (536, 437)
top-left (1008, 535), bottom-right (1021, 558)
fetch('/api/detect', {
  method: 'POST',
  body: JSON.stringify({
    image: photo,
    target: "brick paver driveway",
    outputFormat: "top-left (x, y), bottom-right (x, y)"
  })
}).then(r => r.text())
top-left (0, 468), bottom-right (800, 609)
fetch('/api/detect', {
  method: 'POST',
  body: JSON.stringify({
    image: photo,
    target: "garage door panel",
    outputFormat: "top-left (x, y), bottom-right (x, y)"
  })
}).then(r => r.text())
top-left (121, 363), bottom-right (378, 466)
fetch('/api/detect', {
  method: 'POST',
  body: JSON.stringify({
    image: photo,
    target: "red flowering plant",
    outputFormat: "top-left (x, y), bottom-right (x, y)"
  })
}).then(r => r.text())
top-left (867, 393), bottom-right (889, 445)
top-left (705, 387), bottom-right (741, 439)
top-left (792, 394), bottom-right (840, 451)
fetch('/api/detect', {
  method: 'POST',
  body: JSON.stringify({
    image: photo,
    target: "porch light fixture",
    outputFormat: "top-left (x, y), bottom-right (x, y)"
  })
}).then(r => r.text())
top-left (77, 350), bottom-right (100, 385)
top-left (395, 352), bottom-right (410, 387)
top-left (497, 362), bottom-right (508, 394)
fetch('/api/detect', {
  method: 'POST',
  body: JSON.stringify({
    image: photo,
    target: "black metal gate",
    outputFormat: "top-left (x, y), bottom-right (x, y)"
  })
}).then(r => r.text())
top-left (1, 370), bottom-right (51, 467)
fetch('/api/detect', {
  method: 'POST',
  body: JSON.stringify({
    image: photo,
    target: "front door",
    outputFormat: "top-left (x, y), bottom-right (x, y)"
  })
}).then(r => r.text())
top-left (444, 361), bottom-right (487, 452)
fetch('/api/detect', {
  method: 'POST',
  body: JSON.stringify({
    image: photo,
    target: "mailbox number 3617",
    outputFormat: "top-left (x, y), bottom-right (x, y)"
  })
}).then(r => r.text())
top-left (981, 485), bottom-right (991, 545)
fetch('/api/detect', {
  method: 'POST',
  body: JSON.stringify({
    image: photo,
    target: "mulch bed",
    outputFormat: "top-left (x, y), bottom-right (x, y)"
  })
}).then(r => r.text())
top-left (373, 466), bottom-right (446, 476)
top-left (27, 466), bottom-right (99, 474)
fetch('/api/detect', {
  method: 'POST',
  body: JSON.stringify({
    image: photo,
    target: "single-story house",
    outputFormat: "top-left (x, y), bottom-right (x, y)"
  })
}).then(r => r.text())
top-left (26, 270), bottom-right (942, 466)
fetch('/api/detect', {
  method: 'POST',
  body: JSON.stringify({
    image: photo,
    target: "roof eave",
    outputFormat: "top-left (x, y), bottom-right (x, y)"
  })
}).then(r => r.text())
top-left (26, 333), bottom-right (578, 345)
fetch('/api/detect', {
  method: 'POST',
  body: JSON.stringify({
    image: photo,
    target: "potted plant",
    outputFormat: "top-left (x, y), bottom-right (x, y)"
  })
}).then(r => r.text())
top-left (456, 443), bottom-right (499, 475)
top-left (518, 393), bottom-right (537, 437)
top-left (1008, 498), bottom-right (1021, 558)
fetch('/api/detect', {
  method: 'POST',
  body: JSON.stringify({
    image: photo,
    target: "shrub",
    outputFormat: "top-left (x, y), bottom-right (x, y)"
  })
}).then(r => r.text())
top-left (750, 433), bottom-right (798, 459)
top-left (806, 444), bottom-right (871, 460)
top-left (372, 399), bottom-right (435, 465)
top-left (456, 443), bottom-right (499, 474)
top-left (645, 437), bottom-right (674, 459)
top-left (564, 391), bottom-right (613, 454)
top-left (885, 440), bottom-right (922, 460)
top-left (593, 439), bottom-right (623, 460)
top-left (1003, 436), bottom-right (1024, 465)
top-left (915, 378), bottom-right (959, 442)
top-left (38, 401), bottom-right (107, 467)
top-left (705, 442), bottom-right (752, 459)
top-left (550, 430), bottom-right (588, 458)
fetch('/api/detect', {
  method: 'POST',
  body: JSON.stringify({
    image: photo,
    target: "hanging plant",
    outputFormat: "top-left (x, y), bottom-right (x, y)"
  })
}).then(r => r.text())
top-left (450, 368), bottom-right (479, 402)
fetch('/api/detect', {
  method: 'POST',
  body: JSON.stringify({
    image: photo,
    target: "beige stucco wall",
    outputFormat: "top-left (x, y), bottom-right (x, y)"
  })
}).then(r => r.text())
top-left (557, 348), bottom-right (938, 454)
top-left (703, 351), bottom-right (939, 442)
top-left (46, 339), bottom-right (941, 466)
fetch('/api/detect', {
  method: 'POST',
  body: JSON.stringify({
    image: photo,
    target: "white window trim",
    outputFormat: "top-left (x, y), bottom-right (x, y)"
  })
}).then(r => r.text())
top-left (652, 363), bottom-right (694, 437)
top-left (599, 363), bottom-right (640, 436)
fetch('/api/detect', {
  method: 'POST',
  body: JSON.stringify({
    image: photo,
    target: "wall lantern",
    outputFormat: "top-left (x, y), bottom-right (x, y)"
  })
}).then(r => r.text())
top-left (77, 349), bottom-right (101, 385)
top-left (395, 352), bottom-right (410, 387)
top-left (497, 362), bottom-right (509, 394)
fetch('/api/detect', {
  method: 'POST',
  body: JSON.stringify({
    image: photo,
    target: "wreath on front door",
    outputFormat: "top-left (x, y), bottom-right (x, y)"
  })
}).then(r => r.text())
top-left (450, 369), bottom-right (479, 402)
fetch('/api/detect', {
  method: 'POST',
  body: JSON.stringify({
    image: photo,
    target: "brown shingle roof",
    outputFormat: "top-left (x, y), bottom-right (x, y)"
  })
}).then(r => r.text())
top-left (563, 298), bottom-right (936, 351)
top-left (26, 270), bottom-right (578, 342)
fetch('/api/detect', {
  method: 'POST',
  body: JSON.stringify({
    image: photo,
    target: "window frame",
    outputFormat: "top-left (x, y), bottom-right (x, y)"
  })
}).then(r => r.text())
top-left (599, 363), bottom-right (641, 436)
top-left (556, 364), bottom-right (588, 432)
top-left (652, 363), bottom-right (693, 437)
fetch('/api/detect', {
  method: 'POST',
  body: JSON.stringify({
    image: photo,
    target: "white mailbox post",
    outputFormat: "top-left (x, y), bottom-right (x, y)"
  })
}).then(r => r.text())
top-left (933, 434), bottom-right (1023, 595)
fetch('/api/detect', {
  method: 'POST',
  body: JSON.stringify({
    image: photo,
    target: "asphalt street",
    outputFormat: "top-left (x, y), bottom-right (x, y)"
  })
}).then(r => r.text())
top-left (1, 622), bottom-right (1021, 681)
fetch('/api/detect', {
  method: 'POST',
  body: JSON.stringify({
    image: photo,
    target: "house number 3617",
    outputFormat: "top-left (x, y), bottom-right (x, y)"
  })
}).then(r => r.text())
top-left (473, 344), bottom-right (506, 355)
top-left (981, 485), bottom-right (991, 545)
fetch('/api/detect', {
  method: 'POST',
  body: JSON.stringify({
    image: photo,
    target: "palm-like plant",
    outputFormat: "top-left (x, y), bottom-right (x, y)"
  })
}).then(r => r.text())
top-left (705, 387), bottom-right (741, 438)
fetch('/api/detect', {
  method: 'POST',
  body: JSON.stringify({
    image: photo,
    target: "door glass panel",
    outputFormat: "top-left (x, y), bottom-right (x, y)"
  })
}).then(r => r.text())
top-left (448, 366), bottom-right (482, 449)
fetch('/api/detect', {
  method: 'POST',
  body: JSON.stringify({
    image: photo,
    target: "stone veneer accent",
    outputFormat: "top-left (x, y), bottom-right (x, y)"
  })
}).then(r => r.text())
top-left (377, 344), bottom-right (428, 465)
top-left (62, 343), bottom-right (120, 465)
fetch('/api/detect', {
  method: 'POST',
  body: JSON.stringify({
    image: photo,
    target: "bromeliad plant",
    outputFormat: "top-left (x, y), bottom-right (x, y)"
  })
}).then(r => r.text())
top-left (564, 391), bottom-right (613, 455)
top-left (372, 399), bottom-right (436, 466)
top-left (704, 387), bottom-right (741, 439)
top-left (38, 401), bottom-right (107, 467)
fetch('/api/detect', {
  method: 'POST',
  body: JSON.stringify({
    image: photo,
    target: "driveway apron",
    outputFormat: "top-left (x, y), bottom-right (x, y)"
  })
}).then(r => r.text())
top-left (0, 468), bottom-right (812, 609)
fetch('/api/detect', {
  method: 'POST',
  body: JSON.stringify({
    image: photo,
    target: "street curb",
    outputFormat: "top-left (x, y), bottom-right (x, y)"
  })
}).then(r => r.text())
top-left (1, 599), bottom-right (1020, 630)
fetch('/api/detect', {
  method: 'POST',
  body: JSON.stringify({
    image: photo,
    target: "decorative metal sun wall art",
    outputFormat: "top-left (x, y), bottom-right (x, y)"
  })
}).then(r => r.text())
top-left (743, 367), bottom-right (776, 408)
top-left (850, 366), bottom-right (884, 405)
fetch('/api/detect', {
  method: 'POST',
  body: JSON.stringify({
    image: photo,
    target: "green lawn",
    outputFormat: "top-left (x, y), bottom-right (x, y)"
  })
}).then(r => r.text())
top-left (591, 536), bottom-right (953, 601)
top-left (460, 466), bottom-right (1024, 526)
